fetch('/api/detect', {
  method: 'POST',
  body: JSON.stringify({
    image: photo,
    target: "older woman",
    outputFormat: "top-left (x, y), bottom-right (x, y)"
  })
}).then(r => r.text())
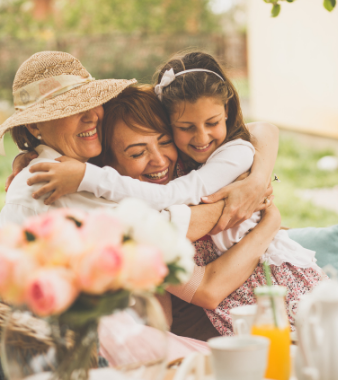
top-left (0, 51), bottom-right (201, 247)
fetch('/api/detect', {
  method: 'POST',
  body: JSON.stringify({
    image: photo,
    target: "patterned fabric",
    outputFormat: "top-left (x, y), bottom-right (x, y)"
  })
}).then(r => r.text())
top-left (175, 160), bottom-right (323, 336)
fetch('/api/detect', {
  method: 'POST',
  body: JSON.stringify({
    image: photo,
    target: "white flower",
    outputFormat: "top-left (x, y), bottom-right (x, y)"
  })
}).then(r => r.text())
top-left (114, 198), bottom-right (195, 272)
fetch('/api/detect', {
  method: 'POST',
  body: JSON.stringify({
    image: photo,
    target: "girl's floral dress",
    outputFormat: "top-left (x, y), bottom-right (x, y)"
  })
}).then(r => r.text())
top-left (176, 160), bottom-right (323, 336)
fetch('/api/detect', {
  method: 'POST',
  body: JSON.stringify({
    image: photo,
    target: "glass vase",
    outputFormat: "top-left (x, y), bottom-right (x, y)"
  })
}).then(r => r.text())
top-left (1, 307), bottom-right (98, 380)
top-left (0, 293), bottom-right (167, 380)
top-left (98, 293), bottom-right (168, 380)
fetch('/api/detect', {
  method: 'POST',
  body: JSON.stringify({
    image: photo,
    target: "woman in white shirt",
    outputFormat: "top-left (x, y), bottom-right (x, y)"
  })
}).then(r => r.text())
top-left (0, 52), bottom-right (196, 239)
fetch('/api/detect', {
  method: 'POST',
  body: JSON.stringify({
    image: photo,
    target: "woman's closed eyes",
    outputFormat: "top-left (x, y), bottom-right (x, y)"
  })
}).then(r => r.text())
top-left (130, 139), bottom-right (173, 159)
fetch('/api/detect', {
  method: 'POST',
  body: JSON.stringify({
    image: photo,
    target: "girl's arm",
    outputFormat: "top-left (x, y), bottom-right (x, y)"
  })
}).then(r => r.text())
top-left (202, 122), bottom-right (279, 233)
top-left (27, 140), bottom-right (254, 208)
top-left (191, 202), bottom-right (281, 309)
top-left (10, 153), bottom-right (226, 241)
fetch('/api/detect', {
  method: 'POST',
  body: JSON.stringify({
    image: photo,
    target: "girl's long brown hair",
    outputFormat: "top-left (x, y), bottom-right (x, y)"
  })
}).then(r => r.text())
top-left (156, 51), bottom-right (251, 144)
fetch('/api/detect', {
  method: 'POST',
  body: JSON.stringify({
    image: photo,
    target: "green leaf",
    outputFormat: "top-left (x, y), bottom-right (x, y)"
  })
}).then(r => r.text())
top-left (286, 0), bottom-right (295, 2)
top-left (271, 3), bottom-right (281, 17)
top-left (59, 290), bottom-right (130, 327)
top-left (164, 262), bottom-right (187, 286)
top-left (263, 261), bottom-right (273, 286)
top-left (24, 230), bottom-right (36, 242)
top-left (324, 0), bottom-right (336, 11)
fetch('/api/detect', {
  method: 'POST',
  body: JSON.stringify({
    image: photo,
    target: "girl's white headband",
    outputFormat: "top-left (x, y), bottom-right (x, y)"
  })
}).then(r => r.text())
top-left (154, 68), bottom-right (225, 101)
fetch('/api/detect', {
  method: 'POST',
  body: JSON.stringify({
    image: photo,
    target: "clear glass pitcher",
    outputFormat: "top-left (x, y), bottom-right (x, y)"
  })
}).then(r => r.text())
top-left (251, 286), bottom-right (291, 380)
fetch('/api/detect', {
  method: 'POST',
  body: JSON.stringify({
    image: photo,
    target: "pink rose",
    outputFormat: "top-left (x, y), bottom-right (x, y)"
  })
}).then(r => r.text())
top-left (24, 212), bottom-right (64, 239)
top-left (0, 224), bottom-right (25, 248)
top-left (25, 268), bottom-right (78, 317)
top-left (76, 244), bottom-right (123, 294)
top-left (121, 243), bottom-right (168, 291)
top-left (24, 211), bottom-right (85, 265)
top-left (80, 212), bottom-right (124, 248)
top-left (0, 246), bottom-right (37, 304)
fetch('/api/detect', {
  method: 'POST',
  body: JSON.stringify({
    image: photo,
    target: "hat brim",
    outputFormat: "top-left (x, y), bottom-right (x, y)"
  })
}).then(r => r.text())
top-left (0, 78), bottom-right (137, 139)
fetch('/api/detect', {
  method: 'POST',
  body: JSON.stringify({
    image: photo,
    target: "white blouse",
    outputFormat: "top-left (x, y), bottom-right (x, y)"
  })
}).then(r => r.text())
top-left (0, 145), bottom-right (191, 237)
top-left (78, 139), bottom-right (318, 270)
top-left (79, 139), bottom-right (256, 210)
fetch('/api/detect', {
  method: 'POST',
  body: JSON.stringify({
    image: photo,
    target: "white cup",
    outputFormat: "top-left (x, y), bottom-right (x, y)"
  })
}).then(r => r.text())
top-left (230, 304), bottom-right (257, 335)
top-left (208, 336), bottom-right (270, 380)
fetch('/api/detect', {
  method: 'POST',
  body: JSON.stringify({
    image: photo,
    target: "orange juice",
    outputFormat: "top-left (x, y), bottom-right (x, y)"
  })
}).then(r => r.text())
top-left (251, 324), bottom-right (290, 380)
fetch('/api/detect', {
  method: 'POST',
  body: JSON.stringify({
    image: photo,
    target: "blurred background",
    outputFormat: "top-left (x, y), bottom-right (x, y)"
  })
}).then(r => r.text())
top-left (0, 0), bottom-right (337, 228)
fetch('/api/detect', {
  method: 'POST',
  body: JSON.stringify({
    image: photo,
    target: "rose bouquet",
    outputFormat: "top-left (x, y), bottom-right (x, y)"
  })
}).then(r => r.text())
top-left (0, 199), bottom-right (194, 379)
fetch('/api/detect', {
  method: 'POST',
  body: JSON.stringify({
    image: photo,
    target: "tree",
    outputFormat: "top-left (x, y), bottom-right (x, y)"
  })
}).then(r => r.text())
top-left (0, 0), bottom-right (220, 40)
top-left (263, 0), bottom-right (336, 17)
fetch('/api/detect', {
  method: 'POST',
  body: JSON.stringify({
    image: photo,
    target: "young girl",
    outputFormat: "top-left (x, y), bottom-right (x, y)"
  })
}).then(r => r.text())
top-left (26, 52), bottom-right (323, 335)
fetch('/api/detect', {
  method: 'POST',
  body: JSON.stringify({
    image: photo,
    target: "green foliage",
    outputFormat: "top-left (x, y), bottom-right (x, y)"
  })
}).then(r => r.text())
top-left (263, 0), bottom-right (336, 17)
top-left (273, 136), bottom-right (338, 228)
top-left (59, 290), bottom-right (130, 326)
top-left (271, 3), bottom-right (281, 17)
top-left (163, 262), bottom-right (187, 286)
top-left (0, 133), bottom-right (19, 208)
top-left (324, 0), bottom-right (336, 11)
top-left (0, 0), bottom-right (220, 40)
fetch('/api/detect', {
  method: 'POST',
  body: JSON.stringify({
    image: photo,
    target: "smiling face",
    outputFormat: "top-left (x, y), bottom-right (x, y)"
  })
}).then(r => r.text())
top-left (26, 105), bottom-right (103, 162)
top-left (170, 96), bottom-right (227, 164)
top-left (109, 118), bottom-right (178, 184)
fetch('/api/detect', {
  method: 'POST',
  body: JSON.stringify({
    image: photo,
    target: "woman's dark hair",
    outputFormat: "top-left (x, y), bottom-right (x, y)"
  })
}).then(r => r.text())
top-left (93, 85), bottom-right (172, 167)
top-left (11, 125), bottom-right (41, 151)
top-left (156, 51), bottom-right (251, 144)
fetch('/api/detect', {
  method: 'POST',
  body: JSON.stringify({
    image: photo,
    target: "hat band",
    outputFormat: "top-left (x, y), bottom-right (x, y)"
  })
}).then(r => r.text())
top-left (13, 74), bottom-right (95, 111)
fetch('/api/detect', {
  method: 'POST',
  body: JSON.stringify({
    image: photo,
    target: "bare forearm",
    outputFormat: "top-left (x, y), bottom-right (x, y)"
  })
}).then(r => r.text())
top-left (186, 201), bottom-right (224, 242)
top-left (191, 205), bottom-right (281, 309)
top-left (247, 122), bottom-right (279, 185)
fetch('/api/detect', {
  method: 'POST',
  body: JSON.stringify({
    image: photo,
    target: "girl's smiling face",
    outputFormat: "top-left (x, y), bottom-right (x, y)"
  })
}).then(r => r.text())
top-left (109, 118), bottom-right (178, 184)
top-left (170, 96), bottom-right (227, 164)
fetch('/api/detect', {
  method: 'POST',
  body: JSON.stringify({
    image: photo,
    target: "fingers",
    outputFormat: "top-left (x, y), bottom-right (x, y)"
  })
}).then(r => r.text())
top-left (32, 184), bottom-right (54, 199)
top-left (29, 162), bottom-right (57, 173)
top-left (255, 195), bottom-right (275, 212)
top-left (25, 151), bottom-right (38, 163)
top-left (227, 216), bottom-right (248, 229)
top-left (201, 188), bottom-right (229, 204)
top-left (55, 156), bottom-right (74, 163)
top-left (264, 183), bottom-right (273, 198)
top-left (5, 174), bottom-right (15, 192)
top-left (44, 191), bottom-right (62, 205)
top-left (27, 173), bottom-right (51, 186)
top-left (32, 187), bottom-right (61, 204)
top-left (210, 210), bottom-right (233, 234)
top-left (209, 218), bottom-right (229, 235)
top-left (13, 151), bottom-right (38, 173)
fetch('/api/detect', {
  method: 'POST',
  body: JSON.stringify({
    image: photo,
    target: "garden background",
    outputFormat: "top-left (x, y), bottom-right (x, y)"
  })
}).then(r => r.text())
top-left (0, 0), bottom-right (337, 228)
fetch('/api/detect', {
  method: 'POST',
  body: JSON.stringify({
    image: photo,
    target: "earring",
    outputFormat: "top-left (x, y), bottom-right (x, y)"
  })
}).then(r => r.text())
top-left (24, 142), bottom-right (29, 148)
top-left (37, 134), bottom-right (42, 140)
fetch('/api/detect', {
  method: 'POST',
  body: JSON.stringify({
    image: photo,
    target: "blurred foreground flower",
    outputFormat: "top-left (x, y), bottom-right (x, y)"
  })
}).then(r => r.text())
top-left (0, 200), bottom-right (194, 380)
top-left (0, 199), bottom-right (194, 316)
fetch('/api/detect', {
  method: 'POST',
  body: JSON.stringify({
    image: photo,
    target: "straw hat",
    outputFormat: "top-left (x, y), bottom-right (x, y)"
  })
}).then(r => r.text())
top-left (0, 51), bottom-right (137, 142)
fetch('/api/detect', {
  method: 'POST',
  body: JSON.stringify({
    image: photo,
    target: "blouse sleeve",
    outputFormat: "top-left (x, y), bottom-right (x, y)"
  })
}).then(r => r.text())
top-left (78, 139), bottom-right (255, 211)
